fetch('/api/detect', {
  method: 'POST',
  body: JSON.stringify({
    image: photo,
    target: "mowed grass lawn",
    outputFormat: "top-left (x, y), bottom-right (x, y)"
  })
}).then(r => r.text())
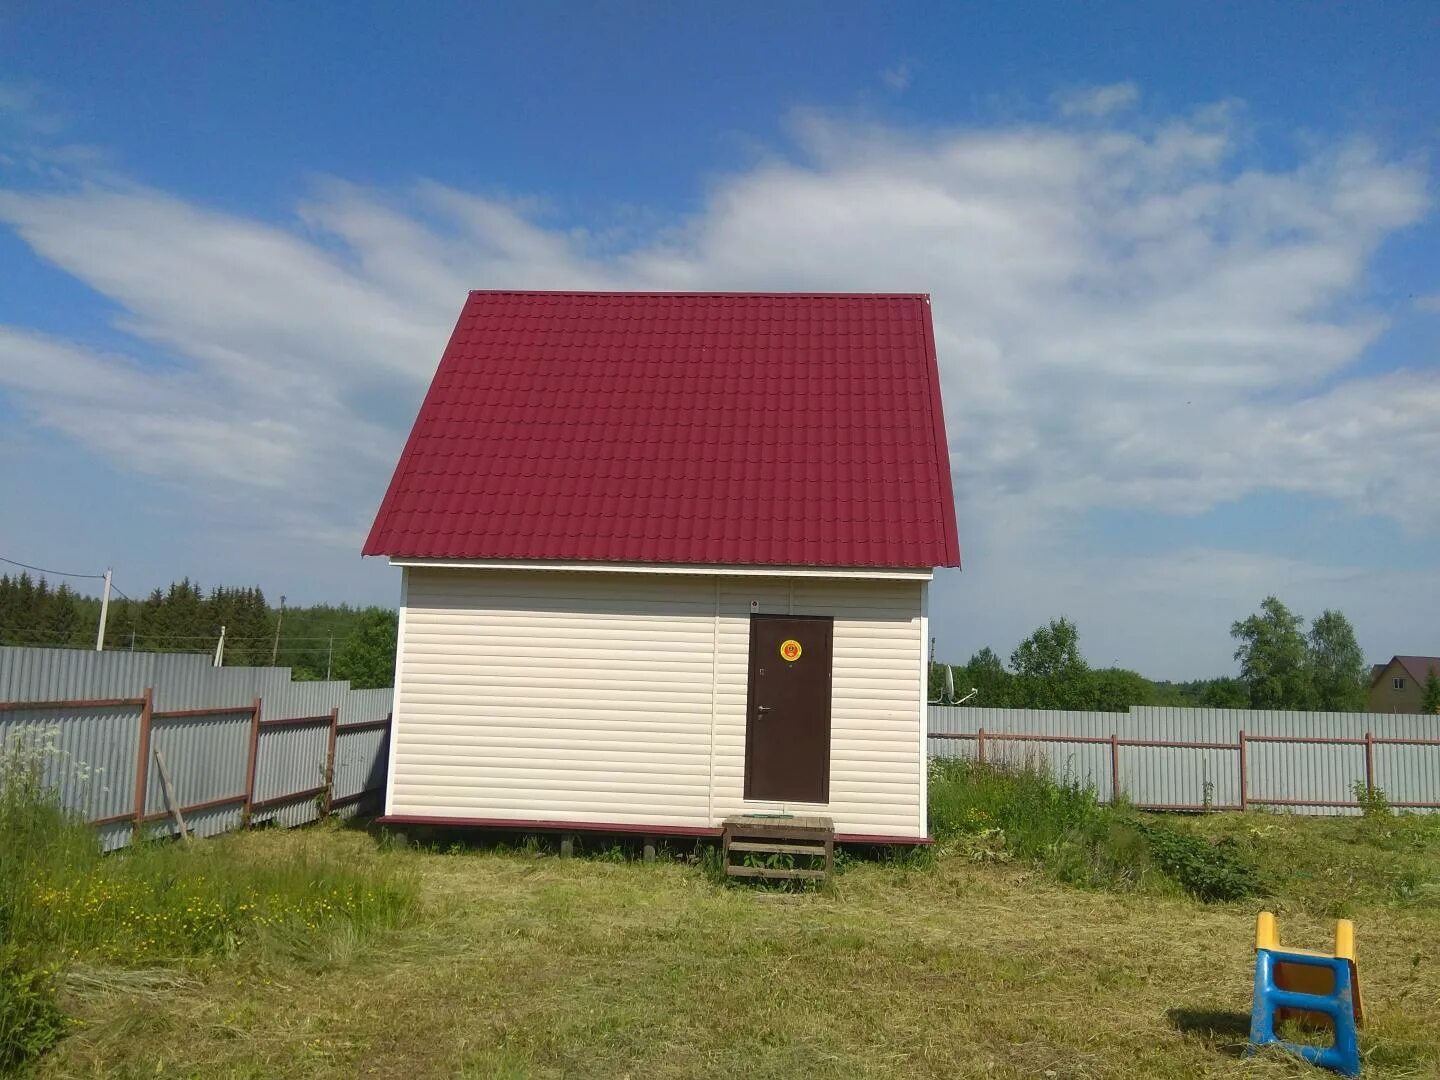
top-left (39, 812), bottom-right (1440, 1079)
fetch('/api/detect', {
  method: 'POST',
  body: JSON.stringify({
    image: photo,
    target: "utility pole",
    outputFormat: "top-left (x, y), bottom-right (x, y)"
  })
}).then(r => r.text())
top-left (271, 594), bottom-right (286, 665)
top-left (214, 625), bottom-right (226, 668)
top-left (95, 568), bottom-right (113, 651)
top-left (326, 632), bottom-right (334, 680)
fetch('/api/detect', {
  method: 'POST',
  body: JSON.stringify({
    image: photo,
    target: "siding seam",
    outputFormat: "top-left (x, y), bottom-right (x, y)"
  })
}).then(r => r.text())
top-left (385, 567), bottom-right (409, 817)
top-left (707, 577), bottom-right (720, 826)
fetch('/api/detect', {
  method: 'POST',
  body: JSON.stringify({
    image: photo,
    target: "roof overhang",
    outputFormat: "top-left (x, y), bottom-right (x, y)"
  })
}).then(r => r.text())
top-left (388, 557), bottom-right (934, 582)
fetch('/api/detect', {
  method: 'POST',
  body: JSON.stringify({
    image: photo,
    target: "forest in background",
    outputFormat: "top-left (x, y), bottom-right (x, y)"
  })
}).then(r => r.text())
top-left (0, 574), bottom-right (397, 689)
top-left (931, 596), bottom-right (1439, 714)
top-left (5, 576), bottom-right (1432, 712)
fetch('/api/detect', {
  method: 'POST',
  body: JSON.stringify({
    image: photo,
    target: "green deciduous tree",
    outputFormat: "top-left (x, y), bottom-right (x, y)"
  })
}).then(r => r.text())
top-left (1423, 667), bottom-right (1440, 715)
top-left (1082, 667), bottom-right (1156, 711)
top-left (1010, 617), bottom-right (1084, 680)
top-left (1307, 609), bottom-right (1367, 712)
top-left (333, 608), bottom-right (398, 690)
top-left (964, 646), bottom-right (1014, 706)
top-left (1008, 617), bottom-right (1097, 709)
top-left (1198, 677), bottom-right (1250, 708)
top-left (1231, 596), bottom-right (1313, 709)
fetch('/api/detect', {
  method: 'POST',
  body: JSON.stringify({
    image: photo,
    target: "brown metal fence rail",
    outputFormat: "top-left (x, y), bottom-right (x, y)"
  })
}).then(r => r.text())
top-left (932, 725), bottom-right (1440, 813)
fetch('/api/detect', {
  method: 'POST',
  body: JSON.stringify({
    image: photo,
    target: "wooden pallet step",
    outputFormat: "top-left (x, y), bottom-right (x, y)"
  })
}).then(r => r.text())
top-left (726, 840), bottom-right (829, 856)
top-left (722, 823), bottom-right (833, 839)
top-left (724, 864), bottom-right (829, 881)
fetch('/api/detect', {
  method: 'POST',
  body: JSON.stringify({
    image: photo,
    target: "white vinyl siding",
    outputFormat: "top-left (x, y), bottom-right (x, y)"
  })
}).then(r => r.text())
top-left (392, 567), bottom-right (925, 837)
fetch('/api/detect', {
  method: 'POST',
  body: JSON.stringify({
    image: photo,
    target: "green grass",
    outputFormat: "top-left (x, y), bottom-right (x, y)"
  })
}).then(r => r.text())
top-left (12, 750), bottom-right (1440, 1078)
top-left (0, 735), bottom-right (416, 1072)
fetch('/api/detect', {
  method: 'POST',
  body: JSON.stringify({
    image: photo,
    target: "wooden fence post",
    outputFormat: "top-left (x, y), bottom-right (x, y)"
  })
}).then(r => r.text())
top-left (130, 688), bottom-right (154, 843)
top-left (1238, 729), bottom-right (1248, 812)
top-left (1109, 733), bottom-right (1121, 804)
top-left (242, 697), bottom-right (261, 827)
top-left (323, 707), bottom-right (339, 816)
top-left (977, 727), bottom-right (987, 764)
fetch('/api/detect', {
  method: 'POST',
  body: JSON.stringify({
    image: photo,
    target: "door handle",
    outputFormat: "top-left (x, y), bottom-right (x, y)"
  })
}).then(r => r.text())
top-left (756, 705), bottom-right (772, 713)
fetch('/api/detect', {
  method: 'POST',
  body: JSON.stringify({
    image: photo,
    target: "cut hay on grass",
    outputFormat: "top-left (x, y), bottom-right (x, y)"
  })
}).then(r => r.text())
top-left (34, 813), bottom-right (1440, 1080)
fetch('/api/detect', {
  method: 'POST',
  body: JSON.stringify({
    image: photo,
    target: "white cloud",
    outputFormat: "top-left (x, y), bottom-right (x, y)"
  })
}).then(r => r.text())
top-left (1055, 81), bottom-right (1141, 118)
top-left (0, 83), bottom-right (63, 135)
top-left (0, 94), bottom-right (1435, 671)
top-left (881, 62), bottom-right (913, 94)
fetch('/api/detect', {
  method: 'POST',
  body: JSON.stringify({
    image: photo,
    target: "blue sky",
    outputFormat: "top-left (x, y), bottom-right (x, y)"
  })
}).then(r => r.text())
top-left (2, 3), bottom-right (1437, 678)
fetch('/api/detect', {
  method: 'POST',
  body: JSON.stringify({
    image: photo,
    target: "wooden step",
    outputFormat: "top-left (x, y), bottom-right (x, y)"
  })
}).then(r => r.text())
top-left (721, 814), bottom-right (836, 884)
top-left (726, 840), bottom-right (829, 856)
top-left (724, 864), bottom-right (829, 881)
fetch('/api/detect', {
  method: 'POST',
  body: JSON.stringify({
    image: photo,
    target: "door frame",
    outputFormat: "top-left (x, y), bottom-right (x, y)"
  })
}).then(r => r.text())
top-left (742, 613), bottom-right (834, 804)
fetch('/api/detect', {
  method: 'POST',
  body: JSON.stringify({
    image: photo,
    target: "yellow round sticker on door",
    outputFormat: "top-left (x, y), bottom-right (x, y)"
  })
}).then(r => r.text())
top-left (779, 639), bottom-right (802, 662)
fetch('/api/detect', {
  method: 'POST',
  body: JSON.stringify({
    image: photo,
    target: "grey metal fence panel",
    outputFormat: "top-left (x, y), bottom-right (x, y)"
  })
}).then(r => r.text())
top-left (0, 646), bottom-right (392, 723)
top-left (251, 721), bottom-right (330, 828)
top-left (144, 710), bottom-right (252, 837)
top-left (0, 701), bottom-right (141, 849)
top-left (1377, 741), bottom-right (1440, 810)
top-left (340, 688), bottom-right (395, 725)
top-left (930, 704), bottom-right (1439, 815)
top-left (1, 646), bottom-right (393, 846)
top-left (333, 725), bottom-right (389, 808)
top-left (145, 803), bottom-right (246, 843)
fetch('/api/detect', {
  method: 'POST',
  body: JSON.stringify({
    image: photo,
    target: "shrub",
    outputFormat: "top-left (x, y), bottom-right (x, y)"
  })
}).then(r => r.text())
top-left (1351, 780), bottom-right (1392, 819)
top-left (1129, 820), bottom-right (1268, 902)
top-left (928, 757), bottom-right (1102, 860)
top-left (928, 757), bottom-right (1268, 902)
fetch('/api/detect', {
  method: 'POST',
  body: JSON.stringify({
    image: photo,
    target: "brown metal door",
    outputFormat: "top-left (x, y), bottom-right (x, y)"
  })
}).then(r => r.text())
top-left (744, 615), bottom-right (833, 803)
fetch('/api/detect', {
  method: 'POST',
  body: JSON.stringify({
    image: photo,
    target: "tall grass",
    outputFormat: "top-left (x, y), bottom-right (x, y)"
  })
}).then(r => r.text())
top-left (0, 732), bottom-right (416, 1071)
top-left (927, 757), bottom-right (1267, 901)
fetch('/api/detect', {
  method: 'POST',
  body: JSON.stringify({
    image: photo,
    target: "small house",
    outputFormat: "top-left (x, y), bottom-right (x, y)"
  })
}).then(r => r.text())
top-left (364, 291), bottom-right (959, 843)
top-left (1367, 655), bottom-right (1440, 714)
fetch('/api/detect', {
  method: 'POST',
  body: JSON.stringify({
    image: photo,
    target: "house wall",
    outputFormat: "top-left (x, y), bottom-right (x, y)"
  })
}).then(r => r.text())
top-left (1367, 659), bottom-right (1436, 714)
top-left (389, 567), bottom-right (926, 839)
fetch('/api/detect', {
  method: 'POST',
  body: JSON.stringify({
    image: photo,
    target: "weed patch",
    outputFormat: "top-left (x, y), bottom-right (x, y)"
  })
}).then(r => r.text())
top-left (928, 758), bottom-right (1267, 902)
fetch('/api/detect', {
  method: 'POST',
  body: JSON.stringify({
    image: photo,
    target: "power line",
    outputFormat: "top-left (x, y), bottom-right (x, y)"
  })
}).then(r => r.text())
top-left (0, 554), bottom-right (107, 580)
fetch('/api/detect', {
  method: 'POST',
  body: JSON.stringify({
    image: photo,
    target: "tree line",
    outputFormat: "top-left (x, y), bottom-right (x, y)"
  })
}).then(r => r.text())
top-left (0, 574), bottom-right (397, 690)
top-left (932, 596), bottom-right (1440, 714)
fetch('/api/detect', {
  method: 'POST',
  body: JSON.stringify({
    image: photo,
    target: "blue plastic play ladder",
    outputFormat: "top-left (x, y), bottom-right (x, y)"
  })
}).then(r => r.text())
top-left (1249, 911), bottom-right (1362, 1077)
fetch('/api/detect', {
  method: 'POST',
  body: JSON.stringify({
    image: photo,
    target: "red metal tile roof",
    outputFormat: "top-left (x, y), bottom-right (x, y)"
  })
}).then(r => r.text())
top-left (363, 291), bottom-right (960, 569)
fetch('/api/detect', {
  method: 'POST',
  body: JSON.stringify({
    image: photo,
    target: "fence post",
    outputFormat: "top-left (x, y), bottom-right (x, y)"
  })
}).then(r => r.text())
top-left (1364, 731), bottom-right (1376, 800)
top-left (1109, 733), bottom-right (1121, 804)
top-left (131, 687), bottom-right (154, 843)
top-left (323, 707), bottom-right (339, 816)
top-left (242, 697), bottom-right (261, 827)
top-left (977, 727), bottom-right (986, 764)
top-left (1238, 729), bottom-right (1248, 812)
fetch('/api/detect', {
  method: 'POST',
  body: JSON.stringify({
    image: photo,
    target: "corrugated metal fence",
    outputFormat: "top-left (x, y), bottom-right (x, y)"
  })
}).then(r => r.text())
top-left (929, 705), bottom-right (1440, 815)
top-left (0, 647), bottom-right (392, 848)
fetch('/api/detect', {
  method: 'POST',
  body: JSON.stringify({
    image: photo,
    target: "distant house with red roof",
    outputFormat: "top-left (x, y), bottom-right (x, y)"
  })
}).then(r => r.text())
top-left (364, 291), bottom-right (959, 843)
top-left (1367, 656), bottom-right (1440, 714)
